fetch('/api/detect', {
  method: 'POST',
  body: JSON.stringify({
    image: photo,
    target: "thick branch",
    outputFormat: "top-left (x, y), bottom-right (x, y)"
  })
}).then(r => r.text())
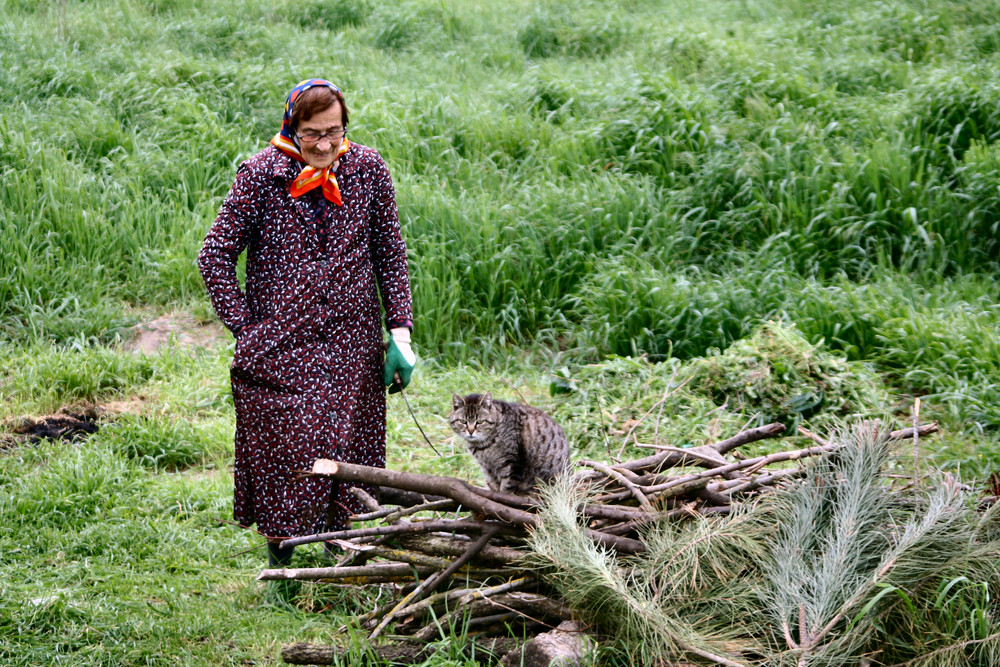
top-left (306, 460), bottom-right (645, 554)
top-left (888, 423), bottom-right (938, 440)
top-left (308, 459), bottom-right (535, 524)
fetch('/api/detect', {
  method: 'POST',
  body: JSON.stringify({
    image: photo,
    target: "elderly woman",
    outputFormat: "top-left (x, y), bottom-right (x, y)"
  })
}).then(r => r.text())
top-left (199, 79), bottom-right (415, 566)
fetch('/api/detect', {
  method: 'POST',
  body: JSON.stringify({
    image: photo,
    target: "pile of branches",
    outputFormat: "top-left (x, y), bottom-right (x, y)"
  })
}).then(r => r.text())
top-left (267, 421), bottom-right (937, 664)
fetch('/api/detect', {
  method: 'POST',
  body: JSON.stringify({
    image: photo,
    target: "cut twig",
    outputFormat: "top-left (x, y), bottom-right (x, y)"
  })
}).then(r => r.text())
top-left (348, 486), bottom-right (383, 513)
top-left (394, 533), bottom-right (524, 565)
top-left (383, 499), bottom-right (460, 523)
top-left (351, 498), bottom-right (458, 523)
top-left (618, 423), bottom-right (786, 474)
top-left (258, 562), bottom-right (434, 581)
top-left (642, 442), bottom-right (841, 499)
top-left (392, 576), bottom-right (536, 625)
top-left (280, 518), bottom-right (510, 549)
top-left (369, 527), bottom-right (499, 639)
top-left (797, 426), bottom-right (831, 448)
top-left (614, 371), bottom-right (692, 461)
top-left (578, 460), bottom-right (655, 512)
top-left (716, 467), bottom-right (806, 496)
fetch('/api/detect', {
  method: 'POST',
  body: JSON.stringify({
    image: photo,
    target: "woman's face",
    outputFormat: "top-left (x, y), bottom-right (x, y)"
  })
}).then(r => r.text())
top-left (296, 102), bottom-right (345, 170)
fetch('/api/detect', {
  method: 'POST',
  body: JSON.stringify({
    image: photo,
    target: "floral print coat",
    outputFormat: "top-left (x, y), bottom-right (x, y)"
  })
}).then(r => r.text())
top-left (198, 142), bottom-right (412, 539)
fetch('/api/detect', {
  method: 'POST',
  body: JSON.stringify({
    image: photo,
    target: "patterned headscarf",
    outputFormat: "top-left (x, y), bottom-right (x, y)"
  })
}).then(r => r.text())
top-left (270, 78), bottom-right (350, 205)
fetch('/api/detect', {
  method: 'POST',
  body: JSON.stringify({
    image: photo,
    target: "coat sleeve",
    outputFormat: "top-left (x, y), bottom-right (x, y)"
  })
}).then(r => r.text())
top-left (367, 153), bottom-right (414, 330)
top-left (198, 161), bottom-right (258, 334)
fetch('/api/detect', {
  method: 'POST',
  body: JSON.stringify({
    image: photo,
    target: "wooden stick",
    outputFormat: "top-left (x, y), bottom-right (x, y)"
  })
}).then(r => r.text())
top-left (353, 546), bottom-right (452, 569)
top-left (643, 442), bottom-right (841, 498)
top-left (718, 467), bottom-right (806, 496)
top-left (258, 562), bottom-right (433, 581)
top-left (369, 527), bottom-right (498, 639)
top-left (383, 498), bottom-right (460, 523)
top-left (280, 518), bottom-right (507, 549)
top-left (463, 485), bottom-right (539, 509)
top-left (394, 596), bottom-right (561, 636)
top-left (306, 460), bottom-right (536, 524)
top-left (394, 533), bottom-right (524, 565)
top-left (378, 487), bottom-right (446, 507)
top-left (348, 486), bottom-right (382, 513)
top-left (617, 423), bottom-right (786, 474)
top-left (400, 592), bottom-right (572, 635)
top-left (890, 422), bottom-right (937, 440)
top-left (465, 485), bottom-right (669, 522)
top-left (391, 576), bottom-right (535, 625)
top-left (412, 609), bottom-right (521, 642)
top-left (797, 426), bottom-right (830, 448)
top-left (578, 460), bottom-right (655, 512)
top-left (712, 422), bottom-right (787, 455)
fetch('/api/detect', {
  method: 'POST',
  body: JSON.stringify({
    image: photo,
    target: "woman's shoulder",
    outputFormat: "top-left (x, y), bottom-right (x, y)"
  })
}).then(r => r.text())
top-left (239, 145), bottom-right (285, 170)
top-left (235, 146), bottom-right (298, 182)
top-left (346, 142), bottom-right (389, 167)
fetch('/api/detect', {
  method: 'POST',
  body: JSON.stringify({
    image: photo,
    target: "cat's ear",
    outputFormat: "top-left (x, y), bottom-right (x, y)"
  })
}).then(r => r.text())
top-left (481, 392), bottom-right (492, 409)
top-left (453, 394), bottom-right (463, 410)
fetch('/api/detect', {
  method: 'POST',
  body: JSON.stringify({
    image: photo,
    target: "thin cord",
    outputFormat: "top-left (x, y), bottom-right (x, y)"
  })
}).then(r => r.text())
top-left (399, 386), bottom-right (443, 457)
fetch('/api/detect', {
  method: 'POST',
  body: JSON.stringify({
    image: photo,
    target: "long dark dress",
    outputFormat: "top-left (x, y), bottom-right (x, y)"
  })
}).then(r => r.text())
top-left (198, 143), bottom-right (412, 539)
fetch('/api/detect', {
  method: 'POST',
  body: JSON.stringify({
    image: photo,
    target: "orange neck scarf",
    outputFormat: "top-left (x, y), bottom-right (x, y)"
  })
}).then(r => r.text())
top-left (271, 133), bottom-right (351, 205)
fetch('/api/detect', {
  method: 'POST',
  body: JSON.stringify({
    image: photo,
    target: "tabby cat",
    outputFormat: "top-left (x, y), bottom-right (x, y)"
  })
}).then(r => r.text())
top-left (449, 393), bottom-right (570, 495)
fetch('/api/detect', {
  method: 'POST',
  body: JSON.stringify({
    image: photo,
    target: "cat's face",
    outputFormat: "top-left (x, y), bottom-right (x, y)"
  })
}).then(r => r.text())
top-left (449, 393), bottom-right (498, 444)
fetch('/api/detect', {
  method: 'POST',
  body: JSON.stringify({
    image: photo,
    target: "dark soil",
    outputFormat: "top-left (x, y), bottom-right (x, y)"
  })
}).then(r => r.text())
top-left (5, 406), bottom-right (101, 447)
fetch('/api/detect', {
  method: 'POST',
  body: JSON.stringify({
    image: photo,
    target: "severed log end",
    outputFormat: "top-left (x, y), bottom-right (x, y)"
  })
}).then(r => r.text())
top-left (313, 459), bottom-right (339, 476)
top-left (498, 620), bottom-right (597, 667)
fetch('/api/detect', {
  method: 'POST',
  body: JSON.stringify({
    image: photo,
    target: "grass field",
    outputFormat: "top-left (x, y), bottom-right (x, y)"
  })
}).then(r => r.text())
top-left (3, 0), bottom-right (1000, 664)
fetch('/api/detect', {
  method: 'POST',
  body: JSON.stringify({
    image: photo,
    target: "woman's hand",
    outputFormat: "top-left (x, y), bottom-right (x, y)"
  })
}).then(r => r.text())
top-left (384, 327), bottom-right (416, 391)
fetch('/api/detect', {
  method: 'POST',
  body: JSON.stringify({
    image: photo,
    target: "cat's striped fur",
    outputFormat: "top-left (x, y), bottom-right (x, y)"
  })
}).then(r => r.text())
top-left (449, 393), bottom-right (570, 495)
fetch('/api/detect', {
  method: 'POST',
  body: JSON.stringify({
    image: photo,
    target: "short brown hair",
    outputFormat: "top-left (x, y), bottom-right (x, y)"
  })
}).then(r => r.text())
top-left (290, 86), bottom-right (349, 131)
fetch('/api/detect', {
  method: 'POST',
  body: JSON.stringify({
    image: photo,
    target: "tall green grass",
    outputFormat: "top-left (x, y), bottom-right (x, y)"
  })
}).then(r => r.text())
top-left (3, 0), bottom-right (1000, 359)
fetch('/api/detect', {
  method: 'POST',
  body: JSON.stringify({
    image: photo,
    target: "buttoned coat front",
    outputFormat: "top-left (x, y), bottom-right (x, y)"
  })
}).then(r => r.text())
top-left (198, 142), bottom-right (412, 540)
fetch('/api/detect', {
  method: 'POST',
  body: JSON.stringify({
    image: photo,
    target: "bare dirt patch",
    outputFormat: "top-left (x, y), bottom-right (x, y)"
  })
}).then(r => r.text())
top-left (125, 313), bottom-right (227, 354)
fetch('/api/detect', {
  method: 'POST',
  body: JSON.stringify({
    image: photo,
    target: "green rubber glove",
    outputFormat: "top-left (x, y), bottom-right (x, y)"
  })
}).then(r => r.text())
top-left (384, 327), bottom-right (416, 392)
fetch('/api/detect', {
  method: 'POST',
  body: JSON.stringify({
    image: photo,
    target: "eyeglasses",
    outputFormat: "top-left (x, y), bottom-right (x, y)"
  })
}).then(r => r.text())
top-left (295, 127), bottom-right (347, 144)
